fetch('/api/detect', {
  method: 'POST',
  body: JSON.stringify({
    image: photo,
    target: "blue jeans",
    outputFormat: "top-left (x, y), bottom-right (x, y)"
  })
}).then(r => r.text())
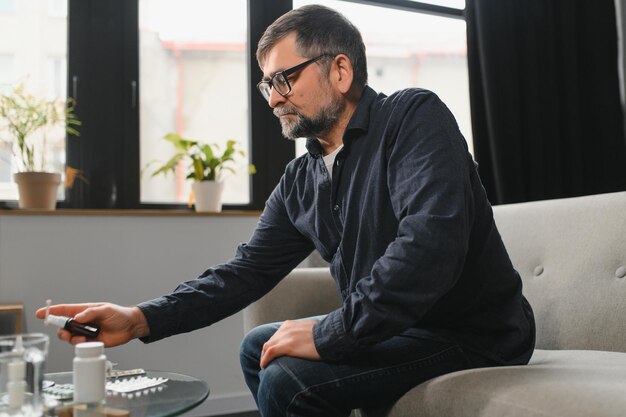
top-left (240, 318), bottom-right (497, 417)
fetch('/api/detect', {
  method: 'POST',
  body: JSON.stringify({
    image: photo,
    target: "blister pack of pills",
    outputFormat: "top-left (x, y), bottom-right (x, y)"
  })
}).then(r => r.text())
top-left (106, 376), bottom-right (168, 394)
top-left (43, 383), bottom-right (75, 401)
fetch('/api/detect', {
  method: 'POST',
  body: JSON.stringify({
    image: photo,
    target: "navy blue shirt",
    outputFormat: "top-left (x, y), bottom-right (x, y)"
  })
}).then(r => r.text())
top-left (139, 87), bottom-right (535, 365)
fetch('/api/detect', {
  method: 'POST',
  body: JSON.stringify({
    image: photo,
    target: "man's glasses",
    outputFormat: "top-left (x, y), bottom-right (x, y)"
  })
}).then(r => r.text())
top-left (257, 54), bottom-right (332, 102)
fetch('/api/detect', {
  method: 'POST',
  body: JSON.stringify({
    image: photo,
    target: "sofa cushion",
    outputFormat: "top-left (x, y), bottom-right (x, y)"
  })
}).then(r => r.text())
top-left (382, 349), bottom-right (626, 417)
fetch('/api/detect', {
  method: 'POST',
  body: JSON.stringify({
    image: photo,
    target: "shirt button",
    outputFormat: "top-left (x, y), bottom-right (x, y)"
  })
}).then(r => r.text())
top-left (333, 204), bottom-right (340, 212)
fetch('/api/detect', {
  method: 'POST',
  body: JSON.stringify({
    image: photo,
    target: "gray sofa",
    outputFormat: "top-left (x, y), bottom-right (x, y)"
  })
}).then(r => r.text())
top-left (243, 191), bottom-right (626, 417)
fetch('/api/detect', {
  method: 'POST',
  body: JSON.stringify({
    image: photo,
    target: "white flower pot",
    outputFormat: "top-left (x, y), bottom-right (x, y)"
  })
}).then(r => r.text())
top-left (192, 181), bottom-right (224, 212)
top-left (14, 172), bottom-right (61, 210)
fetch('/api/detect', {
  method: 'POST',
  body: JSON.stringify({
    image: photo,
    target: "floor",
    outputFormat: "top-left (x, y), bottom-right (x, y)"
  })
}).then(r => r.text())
top-left (220, 412), bottom-right (260, 417)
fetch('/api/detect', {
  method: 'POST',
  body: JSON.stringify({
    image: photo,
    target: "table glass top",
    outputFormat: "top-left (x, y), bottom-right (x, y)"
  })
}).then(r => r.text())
top-left (44, 371), bottom-right (209, 417)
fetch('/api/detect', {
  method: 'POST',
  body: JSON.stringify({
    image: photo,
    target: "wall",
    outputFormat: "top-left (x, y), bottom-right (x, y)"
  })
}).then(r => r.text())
top-left (0, 212), bottom-right (262, 415)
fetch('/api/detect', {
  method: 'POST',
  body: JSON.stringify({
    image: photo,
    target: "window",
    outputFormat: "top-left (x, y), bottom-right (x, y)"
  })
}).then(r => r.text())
top-left (0, 0), bottom-right (68, 202)
top-left (139, 0), bottom-right (250, 205)
top-left (0, 55), bottom-right (14, 194)
top-left (48, 0), bottom-right (67, 18)
top-left (57, 0), bottom-right (288, 210)
top-left (292, 0), bottom-right (472, 157)
top-left (0, 54), bottom-right (13, 91)
top-left (407, 0), bottom-right (464, 7)
top-left (1, 0), bottom-right (469, 209)
top-left (47, 57), bottom-right (67, 98)
top-left (0, 0), bottom-right (15, 13)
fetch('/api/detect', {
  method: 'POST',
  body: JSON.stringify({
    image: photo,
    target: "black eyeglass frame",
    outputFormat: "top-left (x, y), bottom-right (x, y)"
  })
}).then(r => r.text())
top-left (256, 54), bottom-right (334, 101)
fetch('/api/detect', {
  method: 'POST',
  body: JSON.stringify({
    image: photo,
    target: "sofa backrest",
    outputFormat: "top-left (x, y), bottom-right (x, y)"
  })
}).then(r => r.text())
top-left (243, 268), bottom-right (341, 332)
top-left (492, 191), bottom-right (626, 352)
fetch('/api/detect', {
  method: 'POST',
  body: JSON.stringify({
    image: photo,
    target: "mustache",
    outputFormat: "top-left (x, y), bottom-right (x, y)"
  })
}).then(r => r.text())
top-left (273, 107), bottom-right (299, 118)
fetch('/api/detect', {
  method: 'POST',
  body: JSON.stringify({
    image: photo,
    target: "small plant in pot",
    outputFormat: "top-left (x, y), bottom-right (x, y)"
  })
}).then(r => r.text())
top-left (149, 132), bottom-right (256, 212)
top-left (0, 84), bottom-right (81, 210)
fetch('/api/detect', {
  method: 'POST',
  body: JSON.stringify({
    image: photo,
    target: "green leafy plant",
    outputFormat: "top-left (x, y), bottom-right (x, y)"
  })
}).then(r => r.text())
top-left (0, 83), bottom-right (81, 172)
top-left (149, 132), bottom-right (256, 182)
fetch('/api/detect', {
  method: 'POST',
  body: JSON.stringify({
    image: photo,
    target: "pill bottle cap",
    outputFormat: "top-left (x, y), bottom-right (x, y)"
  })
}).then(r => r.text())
top-left (75, 341), bottom-right (104, 358)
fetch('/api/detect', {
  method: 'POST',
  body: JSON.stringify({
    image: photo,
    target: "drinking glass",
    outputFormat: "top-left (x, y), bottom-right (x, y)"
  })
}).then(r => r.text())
top-left (0, 333), bottom-right (49, 417)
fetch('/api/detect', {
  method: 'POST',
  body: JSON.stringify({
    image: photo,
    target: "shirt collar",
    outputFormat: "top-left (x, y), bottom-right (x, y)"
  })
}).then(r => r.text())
top-left (344, 85), bottom-right (377, 136)
top-left (305, 86), bottom-right (378, 158)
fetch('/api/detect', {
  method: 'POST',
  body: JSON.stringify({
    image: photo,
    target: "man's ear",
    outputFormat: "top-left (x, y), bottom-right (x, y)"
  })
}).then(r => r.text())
top-left (332, 54), bottom-right (354, 94)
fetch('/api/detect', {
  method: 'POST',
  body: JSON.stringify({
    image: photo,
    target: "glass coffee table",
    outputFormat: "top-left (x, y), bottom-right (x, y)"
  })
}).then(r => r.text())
top-left (44, 371), bottom-right (209, 417)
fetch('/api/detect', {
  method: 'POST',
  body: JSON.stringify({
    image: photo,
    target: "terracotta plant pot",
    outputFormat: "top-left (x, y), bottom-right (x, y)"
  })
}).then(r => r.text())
top-left (14, 172), bottom-right (61, 210)
top-left (192, 181), bottom-right (224, 212)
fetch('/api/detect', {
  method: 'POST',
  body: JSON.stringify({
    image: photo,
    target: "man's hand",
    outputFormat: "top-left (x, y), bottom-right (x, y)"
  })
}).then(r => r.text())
top-left (35, 303), bottom-right (149, 347)
top-left (260, 319), bottom-right (321, 368)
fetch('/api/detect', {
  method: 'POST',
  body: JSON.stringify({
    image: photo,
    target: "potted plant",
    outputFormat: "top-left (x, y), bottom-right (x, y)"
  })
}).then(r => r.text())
top-left (149, 132), bottom-right (256, 212)
top-left (0, 84), bottom-right (81, 210)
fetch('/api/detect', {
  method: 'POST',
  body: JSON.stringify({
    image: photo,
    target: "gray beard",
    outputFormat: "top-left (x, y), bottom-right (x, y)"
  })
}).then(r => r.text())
top-left (274, 97), bottom-right (346, 140)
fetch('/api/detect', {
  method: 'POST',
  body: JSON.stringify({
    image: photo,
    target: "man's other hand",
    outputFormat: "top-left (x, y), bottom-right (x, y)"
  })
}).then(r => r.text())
top-left (260, 319), bottom-right (321, 368)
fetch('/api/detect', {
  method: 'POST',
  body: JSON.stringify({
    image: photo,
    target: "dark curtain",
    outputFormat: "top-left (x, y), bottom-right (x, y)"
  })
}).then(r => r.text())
top-left (467, 0), bottom-right (626, 204)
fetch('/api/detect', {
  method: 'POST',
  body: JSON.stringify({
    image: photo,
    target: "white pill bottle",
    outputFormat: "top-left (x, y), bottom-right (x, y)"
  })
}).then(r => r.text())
top-left (73, 341), bottom-right (106, 405)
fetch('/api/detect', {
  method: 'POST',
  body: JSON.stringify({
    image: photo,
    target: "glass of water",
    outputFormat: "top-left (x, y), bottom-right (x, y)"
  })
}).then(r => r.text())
top-left (0, 334), bottom-right (49, 417)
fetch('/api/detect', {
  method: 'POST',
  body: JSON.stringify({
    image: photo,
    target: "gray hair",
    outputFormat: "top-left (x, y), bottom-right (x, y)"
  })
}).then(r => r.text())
top-left (256, 4), bottom-right (368, 91)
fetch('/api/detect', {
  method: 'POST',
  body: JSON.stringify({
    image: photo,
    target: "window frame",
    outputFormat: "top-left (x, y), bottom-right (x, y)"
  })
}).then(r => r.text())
top-left (66, 0), bottom-right (295, 210)
top-left (342, 0), bottom-right (464, 19)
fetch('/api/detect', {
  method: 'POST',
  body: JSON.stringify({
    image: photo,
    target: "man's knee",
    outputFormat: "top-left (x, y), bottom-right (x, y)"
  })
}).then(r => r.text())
top-left (257, 358), bottom-right (301, 414)
top-left (240, 322), bottom-right (280, 364)
top-left (258, 357), bottom-right (349, 417)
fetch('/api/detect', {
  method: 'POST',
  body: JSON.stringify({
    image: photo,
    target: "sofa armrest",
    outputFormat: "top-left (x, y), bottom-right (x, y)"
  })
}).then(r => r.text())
top-left (243, 267), bottom-right (339, 333)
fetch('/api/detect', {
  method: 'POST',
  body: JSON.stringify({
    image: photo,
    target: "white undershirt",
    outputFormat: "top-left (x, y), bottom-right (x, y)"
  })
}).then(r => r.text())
top-left (322, 144), bottom-right (344, 179)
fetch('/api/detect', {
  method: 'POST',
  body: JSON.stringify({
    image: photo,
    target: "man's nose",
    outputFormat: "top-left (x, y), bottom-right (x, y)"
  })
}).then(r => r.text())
top-left (268, 87), bottom-right (287, 108)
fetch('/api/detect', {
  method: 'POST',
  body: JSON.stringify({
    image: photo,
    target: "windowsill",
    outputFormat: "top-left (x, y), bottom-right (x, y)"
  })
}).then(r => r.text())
top-left (0, 208), bottom-right (262, 217)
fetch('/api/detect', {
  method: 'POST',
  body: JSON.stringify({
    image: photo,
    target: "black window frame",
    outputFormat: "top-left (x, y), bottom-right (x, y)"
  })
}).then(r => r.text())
top-left (64, 0), bottom-right (294, 210)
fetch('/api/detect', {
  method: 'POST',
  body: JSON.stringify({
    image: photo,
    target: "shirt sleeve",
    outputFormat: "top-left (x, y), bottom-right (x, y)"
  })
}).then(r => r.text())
top-left (138, 174), bottom-right (314, 343)
top-left (313, 91), bottom-right (475, 360)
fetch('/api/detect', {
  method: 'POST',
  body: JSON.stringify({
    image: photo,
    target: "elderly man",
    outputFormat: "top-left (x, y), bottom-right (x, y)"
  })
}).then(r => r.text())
top-left (39, 5), bottom-right (535, 417)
